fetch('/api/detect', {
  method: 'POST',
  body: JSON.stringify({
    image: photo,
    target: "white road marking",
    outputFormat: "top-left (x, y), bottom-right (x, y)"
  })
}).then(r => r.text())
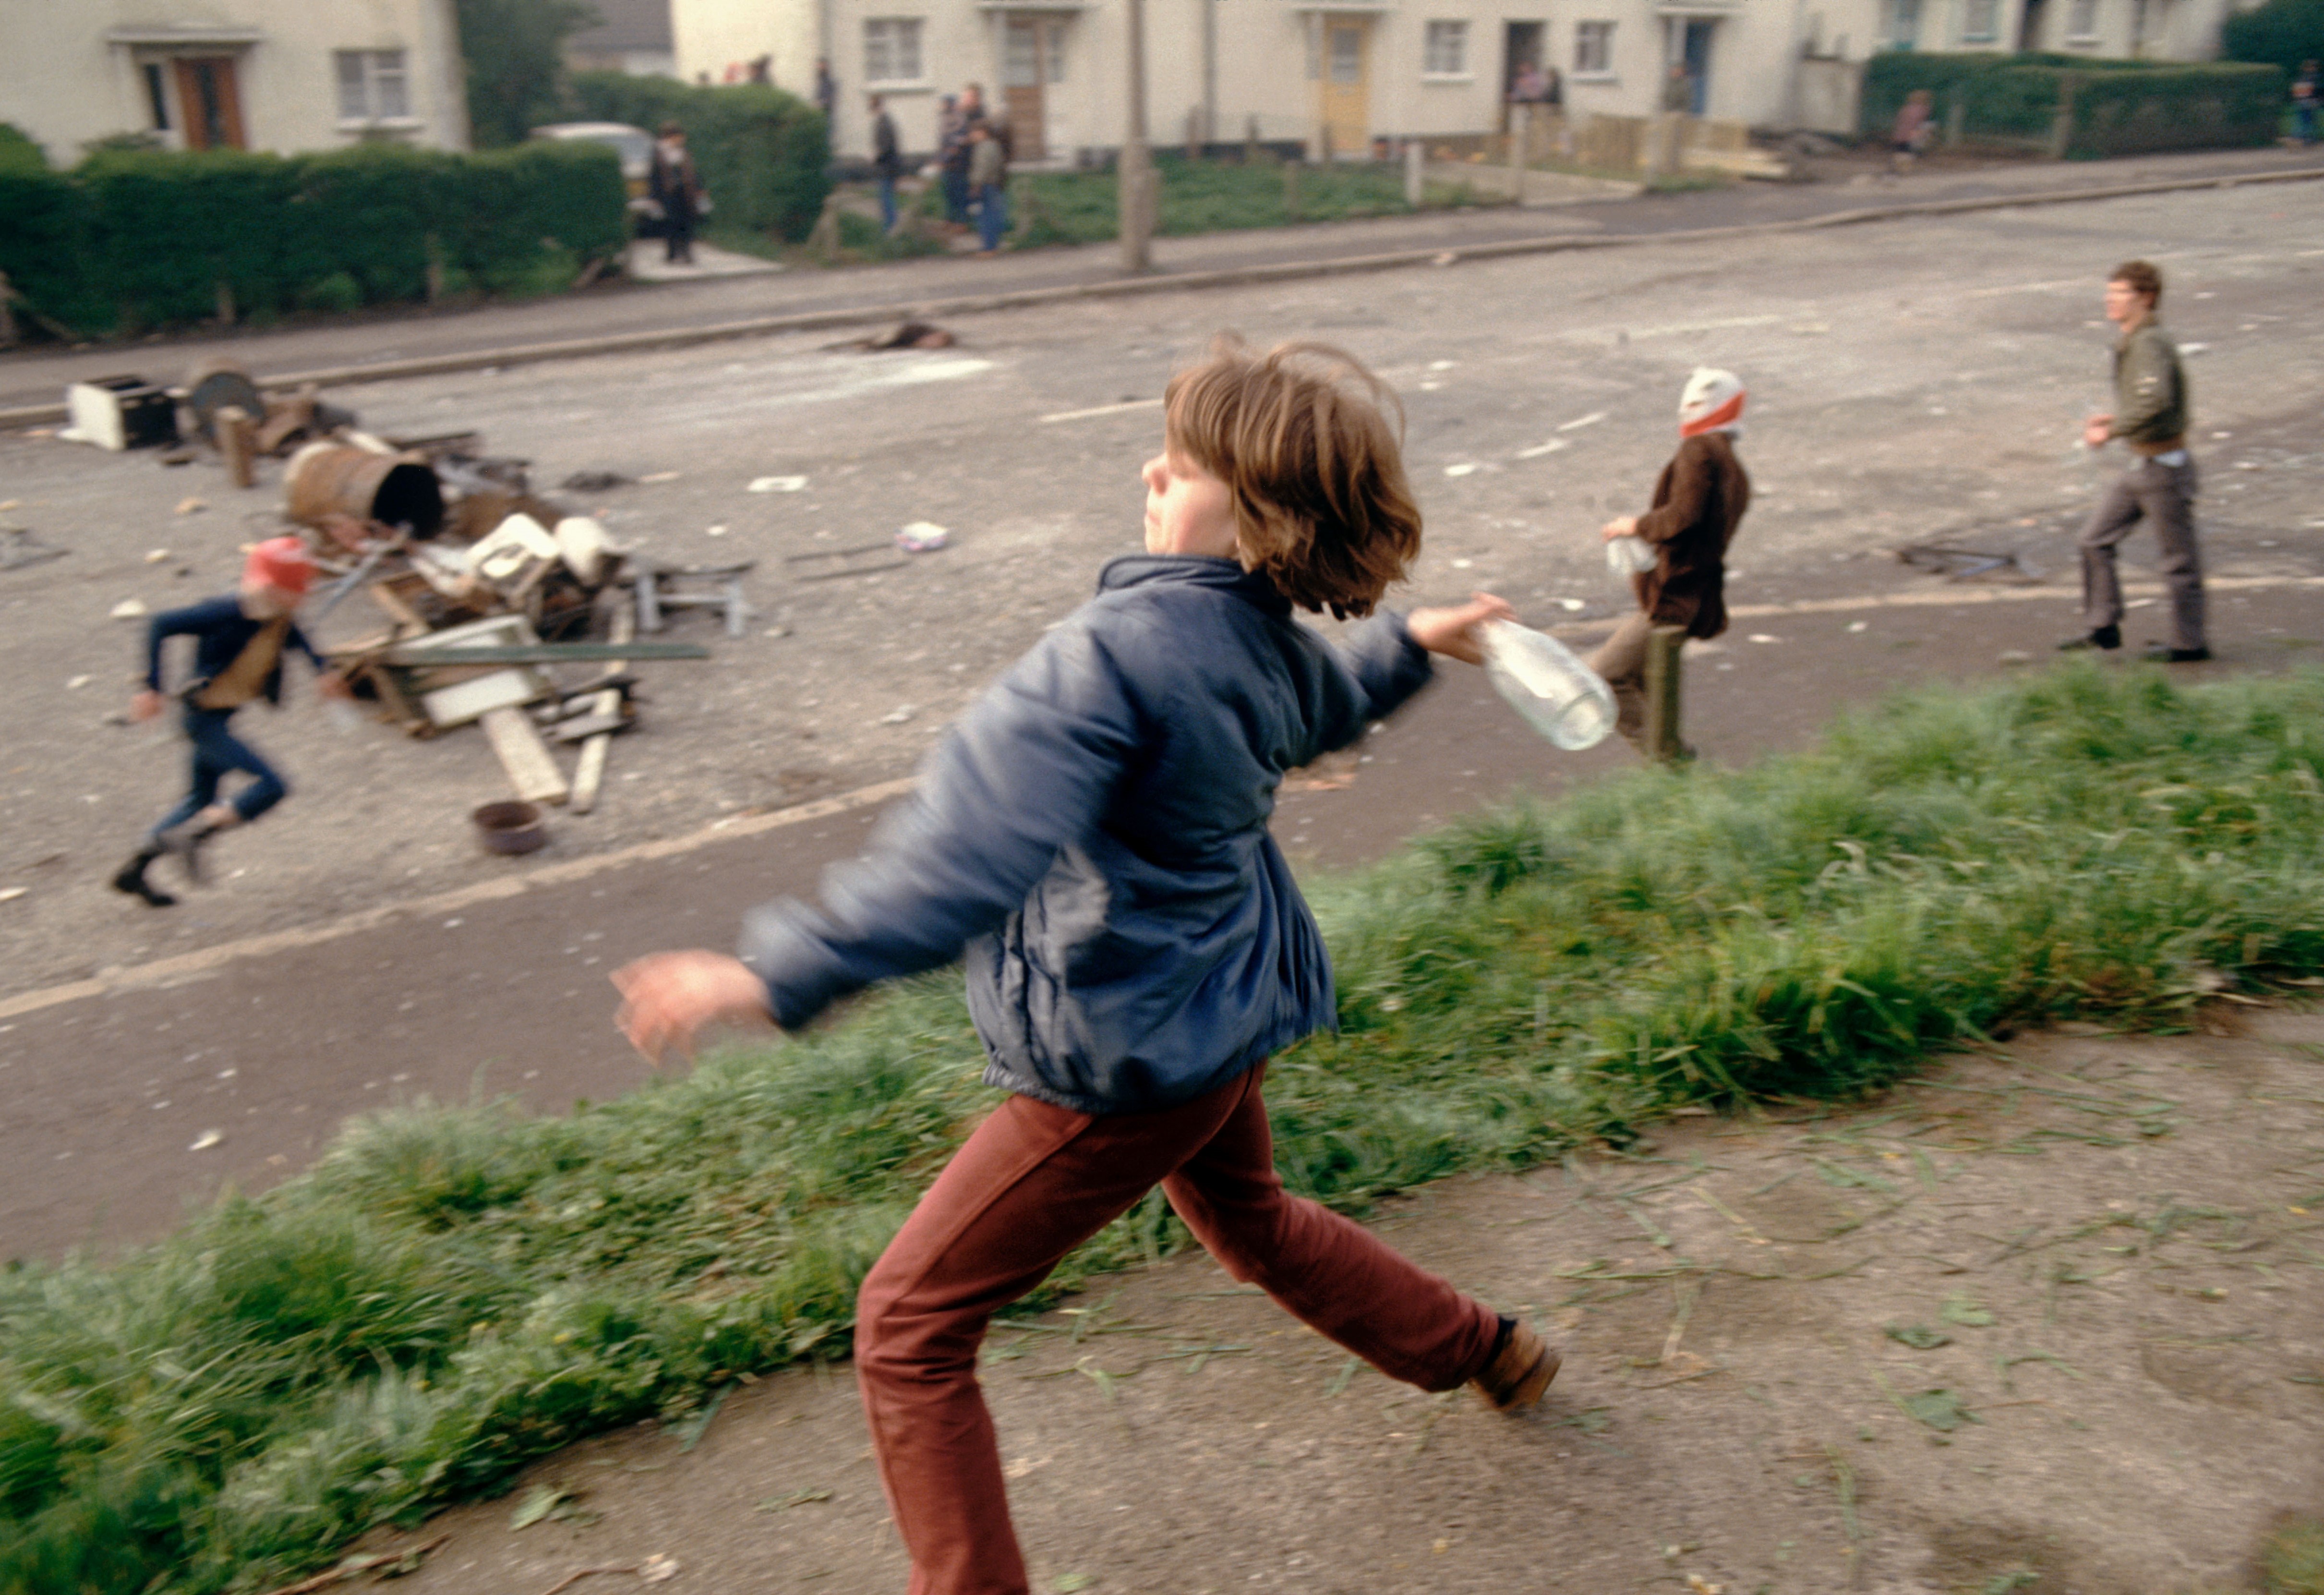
top-left (1040, 397), bottom-right (1165, 424)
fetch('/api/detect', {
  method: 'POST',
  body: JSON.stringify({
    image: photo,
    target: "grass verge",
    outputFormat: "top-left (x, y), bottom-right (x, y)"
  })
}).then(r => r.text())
top-left (3, 665), bottom-right (2322, 1591)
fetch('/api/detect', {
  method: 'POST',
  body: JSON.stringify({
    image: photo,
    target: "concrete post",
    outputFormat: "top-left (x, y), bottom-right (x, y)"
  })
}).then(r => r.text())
top-left (1404, 135), bottom-right (1423, 206)
top-left (1644, 625), bottom-right (1687, 762)
top-left (1507, 101), bottom-right (1529, 197)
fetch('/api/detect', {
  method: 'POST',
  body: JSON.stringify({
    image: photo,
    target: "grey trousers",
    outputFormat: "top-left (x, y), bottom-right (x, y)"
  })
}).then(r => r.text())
top-left (2079, 454), bottom-right (2204, 652)
top-left (1588, 611), bottom-right (1657, 752)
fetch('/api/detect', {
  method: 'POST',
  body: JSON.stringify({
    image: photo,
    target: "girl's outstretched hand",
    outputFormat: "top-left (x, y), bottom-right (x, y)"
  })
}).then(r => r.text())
top-left (1407, 592), bottom-right (1517, 666)
top-left (612, 950), bottom-right (774, 1066)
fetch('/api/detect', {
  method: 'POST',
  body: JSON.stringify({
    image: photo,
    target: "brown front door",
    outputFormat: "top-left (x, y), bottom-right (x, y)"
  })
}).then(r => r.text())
top-left (1002, 17), bottom-right (1052, 161)
top-left (173, 57), bottom-right (246, 149)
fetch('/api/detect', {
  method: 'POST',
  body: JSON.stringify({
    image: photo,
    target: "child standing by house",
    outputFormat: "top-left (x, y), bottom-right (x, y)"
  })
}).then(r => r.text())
top-left (612, 338), bottom-right (1559, 1595)
top-left (112, 537), bottom-right (348, 907)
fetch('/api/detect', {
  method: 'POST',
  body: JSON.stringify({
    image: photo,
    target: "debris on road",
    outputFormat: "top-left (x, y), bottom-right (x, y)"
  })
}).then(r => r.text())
top-left (748, 474), bottom-right (807, 493)
top-left (561, 469), bottom-right (634, 493)
top-left (895, 521), bottom-right (948, 553)
top-left (1, 525), bottom-right (68, 571)
top-left (785, 542), bottom-right (906, 581)
top-left (1895, 542), bottom-right (2043, 584)
top-left (827, 319), bottom-right (955, 352)
top-left (109, 598), bottom-right (148, 620)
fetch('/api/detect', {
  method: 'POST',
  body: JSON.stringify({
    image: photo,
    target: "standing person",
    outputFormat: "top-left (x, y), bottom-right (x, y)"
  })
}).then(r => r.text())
top-left (967, 119), bottom-right (1008, 253)
top-left (2294, 60), bottom-right (2320, 146)
top-left (2060, 259), bottom-right (2206, 662)
top-left (111, 538), bottom-right (349, 908)
top-left (870, 93), bottom-right (903, 234)
top-left (1589, 367), bottom-right (1751, 759)
top-left (649, 121), bottom-right (703, 265)
top-left (610, 338), bottom-right (1558, 1595)
top-left (936, 95), bottom-right (972, 228)
top-left (747, 54), bottom-right (771, 85)
top-left (1889, 87), bottom-right (1934, 173)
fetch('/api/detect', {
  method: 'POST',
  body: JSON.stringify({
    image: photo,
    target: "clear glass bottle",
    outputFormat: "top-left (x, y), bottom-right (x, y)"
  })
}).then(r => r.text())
top-left (1480, 619), bottom-right (1615, 751)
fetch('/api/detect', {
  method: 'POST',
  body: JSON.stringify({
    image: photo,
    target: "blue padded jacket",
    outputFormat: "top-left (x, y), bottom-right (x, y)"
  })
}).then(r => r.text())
top-left (738, 554), bottom-right (1434, 1114)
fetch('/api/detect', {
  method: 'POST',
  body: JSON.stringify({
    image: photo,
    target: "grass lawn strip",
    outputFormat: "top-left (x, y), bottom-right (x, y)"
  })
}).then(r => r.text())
top-left (2, 664), bottom-right (2321, 1592)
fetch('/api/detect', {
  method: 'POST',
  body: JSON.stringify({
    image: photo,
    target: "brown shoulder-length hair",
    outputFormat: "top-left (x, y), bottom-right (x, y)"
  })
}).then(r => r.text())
top-left (1164, 337), bottom-right (1422, 619)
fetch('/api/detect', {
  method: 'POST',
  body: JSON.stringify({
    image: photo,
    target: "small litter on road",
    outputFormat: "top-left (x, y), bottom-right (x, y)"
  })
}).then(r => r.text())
top-left (1558, 411), bottom-right (1607, 432)
top-left (1896, 543), bottom-right (2043, 585)
top-left (1516, 439), bottom-right (1569, 459)
top-left (748, 475), bottom-right (808, 493)
top-left (1, 526), bottom-right (68, 571)
top-left (827, 320), bottom-right (957, 352)
top-left (786, 542), bottom-right (907, 581)
top-left (110, 598), bottom-right (148, 620)
top-left (561, 470), bottom-right (634, 493)
top-left (896, 521), bottom-right (948, 552)
top-left (188, 1130), bottom-right (222, 1152)
top-left (0, 887), bottom-right (26, 904)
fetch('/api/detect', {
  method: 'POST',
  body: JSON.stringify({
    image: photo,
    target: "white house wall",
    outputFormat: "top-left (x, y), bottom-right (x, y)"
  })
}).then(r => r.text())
top-left (0, 0), bottom-right (468, 166)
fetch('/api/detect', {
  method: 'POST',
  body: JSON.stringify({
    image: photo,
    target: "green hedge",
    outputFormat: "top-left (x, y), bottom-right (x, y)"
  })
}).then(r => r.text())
top-left (0, 141), bottom-right (626, 340)
top-left (569, 73), bottom-right (830, 244)
top-left (1862, 52), bottom-right (2285, 157)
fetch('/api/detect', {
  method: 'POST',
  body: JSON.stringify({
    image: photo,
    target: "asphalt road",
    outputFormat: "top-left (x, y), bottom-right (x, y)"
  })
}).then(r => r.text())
top-left (2, 145), bottom-right (2318, 413)
top-left (4, 170), bottom-right (2322, 1260)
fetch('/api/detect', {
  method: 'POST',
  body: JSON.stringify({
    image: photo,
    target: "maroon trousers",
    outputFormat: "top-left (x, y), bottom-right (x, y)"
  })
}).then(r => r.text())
top-left (853, 1062), bottom-right (1503, 1595)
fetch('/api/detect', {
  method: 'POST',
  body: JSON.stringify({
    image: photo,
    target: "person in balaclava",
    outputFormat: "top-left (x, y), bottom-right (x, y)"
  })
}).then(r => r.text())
top-left (1589, 366), bottom-right (1751, 758)
top-left (112, 537), bottom-right (349, 907)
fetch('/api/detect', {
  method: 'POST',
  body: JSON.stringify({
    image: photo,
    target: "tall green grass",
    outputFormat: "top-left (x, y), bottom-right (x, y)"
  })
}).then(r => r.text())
top-left (4, 665), bottom-right (2321, 1592)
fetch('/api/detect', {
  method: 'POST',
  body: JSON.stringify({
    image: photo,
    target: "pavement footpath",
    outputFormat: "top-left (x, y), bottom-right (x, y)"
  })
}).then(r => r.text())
top-left (4, 569), bottom-right (2318, 1262)
top-left (3, 145), bottom-right (2320, 420)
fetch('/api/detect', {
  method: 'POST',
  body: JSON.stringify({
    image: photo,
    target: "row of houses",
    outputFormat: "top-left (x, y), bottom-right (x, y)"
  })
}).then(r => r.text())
top-left (0, 0), bottom-right (2255, 171)
top-left (665, 0), bottom-right (2260, 166)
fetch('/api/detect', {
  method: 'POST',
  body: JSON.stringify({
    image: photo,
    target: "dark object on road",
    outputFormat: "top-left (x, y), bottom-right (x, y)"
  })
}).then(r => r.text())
top-left (561, 470), bottom-right (635, 492)
top-left (184, 361), bottom-right (265, 447)
top-left (1896, 542), bottom-right (2042, 584)
top-left (284, 445), bottom-right (447, 539)
top-left (0, 525), bottom-right (68, 571)
top-left (471, 799), bottom-right (548, 856)
top-left (829, 320), bottom-right (957, 352)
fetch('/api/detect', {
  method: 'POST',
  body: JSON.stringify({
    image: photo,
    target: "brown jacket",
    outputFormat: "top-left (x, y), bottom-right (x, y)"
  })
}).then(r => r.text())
top-left (1631, 431), bottom-right (1749, 639)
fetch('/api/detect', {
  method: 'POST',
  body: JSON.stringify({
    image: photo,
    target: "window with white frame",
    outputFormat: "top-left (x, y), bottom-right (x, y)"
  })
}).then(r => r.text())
top-left (1962, 0), bottom-right (2000, 39)
top-left (863, 17), bottom-right (924, 85)
top-left (335, 49), bottom-right (409, 121)
top-left (1424, 20), bottom-right (1469, 75)
top-left (2066, 0), bottom-right (2100, 36)
top-left (1574, 20), bottom-right (1614, 74)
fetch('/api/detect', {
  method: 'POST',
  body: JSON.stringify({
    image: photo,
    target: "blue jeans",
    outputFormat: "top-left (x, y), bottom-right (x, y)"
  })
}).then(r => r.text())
top-left (877, 173), bottom-right (899, 231)
top-left (975, 182), bottom-right (1008, 251)
top-left (2298, 103), bottom-right (2317, 145)
top-left (151, 704), bottom-right (287, 837)
top-left (942, 167), bottom-right (970, 223)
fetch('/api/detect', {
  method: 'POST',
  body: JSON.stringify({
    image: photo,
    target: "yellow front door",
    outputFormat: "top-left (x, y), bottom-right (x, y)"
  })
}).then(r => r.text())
top-left (1318, 17), bottom-right (1370, 158)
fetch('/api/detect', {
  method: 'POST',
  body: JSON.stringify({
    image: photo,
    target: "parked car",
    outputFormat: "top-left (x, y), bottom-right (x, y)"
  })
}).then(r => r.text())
top-left (529, 121), bottom-right (662, 232)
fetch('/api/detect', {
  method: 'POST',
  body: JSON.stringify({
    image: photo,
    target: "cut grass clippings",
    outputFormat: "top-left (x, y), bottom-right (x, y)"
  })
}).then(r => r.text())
top-left (4, 664), bottom-right (2324, 1592)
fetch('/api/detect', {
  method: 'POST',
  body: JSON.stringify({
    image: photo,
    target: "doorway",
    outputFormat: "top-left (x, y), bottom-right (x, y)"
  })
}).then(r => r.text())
top-left (2017, 0), bottom-right (2047, 48)
top-left (1318, 16), bottom-right (1371, 158)
top-left (1501, 21), bottom-right (1543, 133)
top-left (1001, 15), bottom-right (1067, 161)
top-left (173, 57), bottom-right (245, 149)
top-left (1678, 19), bottom-right (1715, 114)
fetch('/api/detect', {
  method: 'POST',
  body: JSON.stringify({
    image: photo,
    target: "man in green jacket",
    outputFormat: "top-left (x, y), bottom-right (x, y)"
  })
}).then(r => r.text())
top-left (2060, 259), bottom-right (2207, 663)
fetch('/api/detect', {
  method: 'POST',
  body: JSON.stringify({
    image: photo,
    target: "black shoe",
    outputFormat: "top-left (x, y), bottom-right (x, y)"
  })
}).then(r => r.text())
top-left (2058, 626), bottom-right (2121, 652)
top-left (154, 821), bottom-right (217, 885)
top-left (110, 848), bottom-right (177, 908)
top-left (2142, 644), bottom-right (2211, 663)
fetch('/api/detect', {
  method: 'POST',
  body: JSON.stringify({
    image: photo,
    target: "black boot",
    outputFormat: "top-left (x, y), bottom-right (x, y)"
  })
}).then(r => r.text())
top-left (110, 846), bottom-right (177, 908)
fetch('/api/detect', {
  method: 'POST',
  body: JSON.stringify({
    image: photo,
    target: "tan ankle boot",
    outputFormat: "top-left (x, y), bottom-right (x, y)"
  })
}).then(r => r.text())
top-left (1470, 1319), bottom-right (1560, 1412)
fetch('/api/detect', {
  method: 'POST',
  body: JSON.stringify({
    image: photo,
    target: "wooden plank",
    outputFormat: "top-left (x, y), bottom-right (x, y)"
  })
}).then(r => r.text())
top-left (480, 704), bottom-right (570, 806)
top-left (568, 606), bottom-right (634, 816)
top-left (378, 641), bottom-right (708, 665)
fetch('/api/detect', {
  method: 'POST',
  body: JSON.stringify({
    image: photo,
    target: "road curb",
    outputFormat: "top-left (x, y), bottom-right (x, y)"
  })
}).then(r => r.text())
top-left (2, 163), bottom-right (2319, 429)
top-left (4, 574), bottom-right (2318, 1023)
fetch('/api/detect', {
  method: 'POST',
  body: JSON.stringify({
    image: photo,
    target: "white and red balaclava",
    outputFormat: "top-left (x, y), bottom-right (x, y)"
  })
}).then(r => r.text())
top-left (1678, 367), bottom-right (1746, 439)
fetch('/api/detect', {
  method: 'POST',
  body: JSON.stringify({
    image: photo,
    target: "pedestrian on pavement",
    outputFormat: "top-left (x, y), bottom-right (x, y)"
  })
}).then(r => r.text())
top-left (869, 93), bottom-right (903, 233)
top-left (112, 537), bottom-right (349, 908)
top-left (649, 121), bottom-right (704, 265)
top-left (1589, 366), bottom-right (1751, 758)
top-left (2294, 60), bottom-right (2320, 146)
top-left (1890, 88), bottom-right (1935, 173)
top-left (747, 54), bottom-right (771, 85)
top-left (936, 95), bottom-right (972, 228)
top-left (610, 338), bottom-right (1554, 1595)
top-left (967, 120), bottom-right (1008, 253)
top-left (2060, 259), bottom-right (2207, 662)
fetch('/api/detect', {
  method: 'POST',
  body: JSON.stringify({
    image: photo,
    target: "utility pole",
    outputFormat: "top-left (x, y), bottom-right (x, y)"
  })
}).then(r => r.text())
top-left (1119, 0), bottom-right (1153, 271)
